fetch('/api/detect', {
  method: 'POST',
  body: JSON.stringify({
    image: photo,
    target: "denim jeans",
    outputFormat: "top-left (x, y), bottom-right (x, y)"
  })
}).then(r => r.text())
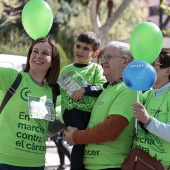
top-left (0, 164), bottom-right (44, 170)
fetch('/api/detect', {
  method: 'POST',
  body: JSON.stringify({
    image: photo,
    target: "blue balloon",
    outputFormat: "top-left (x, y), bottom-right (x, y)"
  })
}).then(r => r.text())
top-left (122, 60), bottom-right (157, 91)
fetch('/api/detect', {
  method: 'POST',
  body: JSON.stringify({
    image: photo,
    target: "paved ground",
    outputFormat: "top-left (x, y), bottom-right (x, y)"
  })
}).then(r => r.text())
top-left (45, 139), bottom-right (71, 170)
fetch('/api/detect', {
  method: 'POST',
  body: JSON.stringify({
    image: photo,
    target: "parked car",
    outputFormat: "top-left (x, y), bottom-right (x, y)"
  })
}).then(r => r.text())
top-left (0, 54), bottom-right (27, 71)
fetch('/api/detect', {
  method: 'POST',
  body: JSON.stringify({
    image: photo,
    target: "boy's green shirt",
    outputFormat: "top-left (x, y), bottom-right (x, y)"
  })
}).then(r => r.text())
top-left (59, 63), bottom-right (106, 114)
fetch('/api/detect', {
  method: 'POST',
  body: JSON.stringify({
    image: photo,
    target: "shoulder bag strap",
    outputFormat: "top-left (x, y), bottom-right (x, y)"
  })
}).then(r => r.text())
top-left (49, 83), bottom-right (60, 108)
top-left (0, 73), bottom-right (22, 113)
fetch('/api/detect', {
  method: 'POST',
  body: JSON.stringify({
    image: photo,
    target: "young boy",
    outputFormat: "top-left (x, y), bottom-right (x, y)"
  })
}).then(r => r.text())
top-left (58, 31), bottom-right (106, 170)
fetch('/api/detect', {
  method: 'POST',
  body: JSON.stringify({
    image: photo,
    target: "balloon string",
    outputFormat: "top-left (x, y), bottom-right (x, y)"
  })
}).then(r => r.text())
top-left (137, 91), bottom-right (140, 102)
top-left (135, 91), bottom-right (140, 134)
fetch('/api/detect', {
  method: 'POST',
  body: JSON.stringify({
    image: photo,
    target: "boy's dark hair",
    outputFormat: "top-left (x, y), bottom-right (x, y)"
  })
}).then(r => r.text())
top-left (76, 31), bottom-right (101, 51)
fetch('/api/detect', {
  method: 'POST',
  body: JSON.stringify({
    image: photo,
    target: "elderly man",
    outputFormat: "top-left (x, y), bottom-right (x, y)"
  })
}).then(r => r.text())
top-left (64, 41), bottom-right (136, 170)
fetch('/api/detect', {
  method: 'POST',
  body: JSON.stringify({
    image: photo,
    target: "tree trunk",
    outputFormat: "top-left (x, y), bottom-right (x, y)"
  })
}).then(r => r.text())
top-left (90, 0), bottom-right (134, 48)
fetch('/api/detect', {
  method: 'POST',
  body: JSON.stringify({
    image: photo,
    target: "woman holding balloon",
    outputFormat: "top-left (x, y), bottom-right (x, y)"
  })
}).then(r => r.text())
top-left (0, 0), bottom-right (63, 169)
top-left (132, 48), bottom-right (170, 169)
top-left (0, 37), bottom-right (62, 170)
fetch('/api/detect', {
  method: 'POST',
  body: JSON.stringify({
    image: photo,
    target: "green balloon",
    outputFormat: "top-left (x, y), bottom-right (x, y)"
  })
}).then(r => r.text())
top-left (22, 0), bottom-right (53, 40)
top-left (130, 22), bottom-right (163, 63)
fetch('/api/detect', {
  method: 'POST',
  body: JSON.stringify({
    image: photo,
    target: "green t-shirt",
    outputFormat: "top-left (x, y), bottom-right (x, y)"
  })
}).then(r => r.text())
top-left (59, 63), bottom-right (106, 113)
top-left (84, 82), bottom-right (136, 169)
top-left (0, 68), bottom-right (53, 167)
top-left (132, 90), bottom-right (170, 169)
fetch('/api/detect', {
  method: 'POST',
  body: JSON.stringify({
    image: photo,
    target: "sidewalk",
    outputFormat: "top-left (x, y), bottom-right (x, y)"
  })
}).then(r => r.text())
top-left (45, 139), bottom-right (71, 170)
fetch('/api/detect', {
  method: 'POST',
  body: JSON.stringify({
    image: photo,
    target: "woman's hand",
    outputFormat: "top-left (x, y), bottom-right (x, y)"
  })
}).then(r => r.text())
top-left (132, 102), bottom-right (151, 125)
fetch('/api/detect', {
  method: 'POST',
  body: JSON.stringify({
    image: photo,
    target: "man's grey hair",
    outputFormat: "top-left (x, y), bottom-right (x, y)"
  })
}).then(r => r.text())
top-left (106, 41), bottom-right (133, 61)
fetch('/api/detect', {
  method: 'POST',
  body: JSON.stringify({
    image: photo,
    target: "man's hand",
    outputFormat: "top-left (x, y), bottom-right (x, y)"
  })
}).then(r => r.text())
top-left (64, 126), bottom-right (78, 145)
top-left (71, 88), bottom-right (85, 102)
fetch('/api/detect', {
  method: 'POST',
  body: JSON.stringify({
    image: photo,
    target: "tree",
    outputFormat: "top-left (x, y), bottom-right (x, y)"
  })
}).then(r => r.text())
top-left (67, 0), bottom-right (146, 49)
top-left (90, 0), bottom-right (138, 47)
top-left (0, 0), bottom-right (26, 28)
top-left (0, 0), bottom-right (146, 64)
top-left (160, 0), bottom-right (170, 35)
top-left (0, 0), bottom-right (71, 66)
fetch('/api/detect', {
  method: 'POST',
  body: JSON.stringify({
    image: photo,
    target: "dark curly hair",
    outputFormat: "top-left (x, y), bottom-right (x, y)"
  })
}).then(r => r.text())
top-left (159, 48), bottom-right (170, 81)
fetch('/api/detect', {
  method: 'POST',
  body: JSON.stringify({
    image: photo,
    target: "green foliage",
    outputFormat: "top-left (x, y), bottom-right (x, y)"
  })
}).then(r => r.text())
top-left (0, 28), bottom-right (69, 69)
top-left (0, 28), bottom-right (32, 56)
top-left (57, 43), bottom-right (70, 68)
top-left (0, 0), bottom-right (79, 66)
top-left (51, 29), bottom-right (76, 59)
top-left (67, 2), bottom-right (91, 35)
top-left (0, 0), bottom-right (146, 66)
top-left (64, 0), bottom-right (146, 43)
top-left (108, 0), bottom-right (146, 41)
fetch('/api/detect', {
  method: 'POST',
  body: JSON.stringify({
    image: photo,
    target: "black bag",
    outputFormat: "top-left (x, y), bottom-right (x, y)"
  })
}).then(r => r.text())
top-left (48, 83), bottom-right (65, 137)
top-left (121, 148), bottom-right (166, 170)
top-left (48, 119), bottom-right (65, 137)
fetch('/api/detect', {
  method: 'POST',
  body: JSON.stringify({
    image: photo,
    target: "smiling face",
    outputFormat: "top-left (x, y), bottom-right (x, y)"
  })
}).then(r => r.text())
top-left (29, 42), bottom-right (52, 76)
top-left (102, 45), bottom-right (125, 82)
top-left (74, 41), bottom-right (95, 64)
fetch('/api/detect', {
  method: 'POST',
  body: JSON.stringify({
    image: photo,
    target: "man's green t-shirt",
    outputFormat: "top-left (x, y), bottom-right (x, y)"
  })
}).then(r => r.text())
top-left (59, 63), bottom-right (106, 114)
top-left (0, 68), bottom-right (53, 167)
top-left (83, 82), bottom-right (136, 169)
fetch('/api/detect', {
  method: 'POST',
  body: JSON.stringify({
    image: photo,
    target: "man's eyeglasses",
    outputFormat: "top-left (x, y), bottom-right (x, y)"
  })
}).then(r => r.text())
top-left (101, 55), bottom-right (124, 62)
top-left (151, 61), bottom-right (165, 67)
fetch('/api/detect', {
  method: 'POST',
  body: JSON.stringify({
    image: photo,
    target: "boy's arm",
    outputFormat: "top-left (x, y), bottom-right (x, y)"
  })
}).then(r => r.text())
top-left (71, 88), bottom-right (86, 102)
top-left (82, 65), bottom-right (106, 97)
top-left (71, 85), bottom-right (103, 102)
top-left (83, 84), bottom-right (103, 97)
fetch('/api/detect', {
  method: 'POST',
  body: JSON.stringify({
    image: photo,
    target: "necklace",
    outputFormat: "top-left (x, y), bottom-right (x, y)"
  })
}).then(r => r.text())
top-left (144, 90), bottom-right (169, 118)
